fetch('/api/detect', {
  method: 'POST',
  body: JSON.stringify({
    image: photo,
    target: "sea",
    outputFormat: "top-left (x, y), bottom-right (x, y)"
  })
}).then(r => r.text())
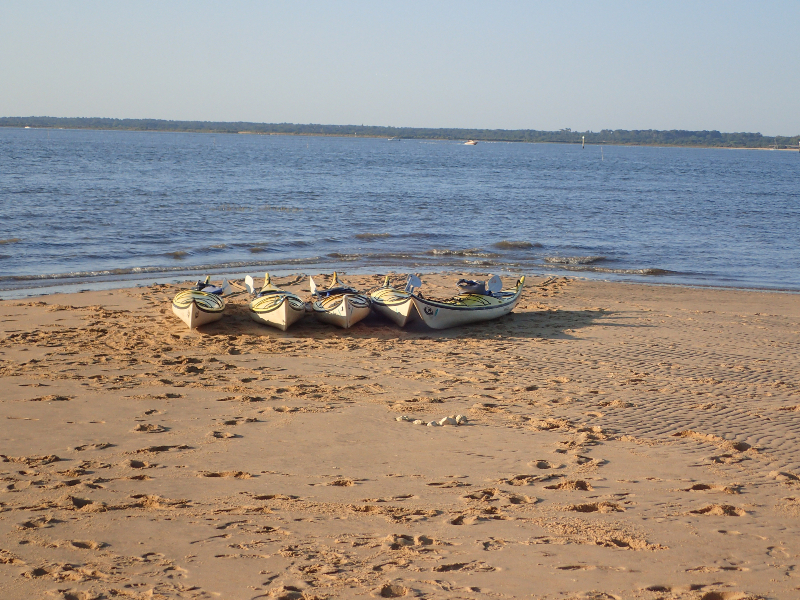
top-left (1, 127), bottom-right (799, 298)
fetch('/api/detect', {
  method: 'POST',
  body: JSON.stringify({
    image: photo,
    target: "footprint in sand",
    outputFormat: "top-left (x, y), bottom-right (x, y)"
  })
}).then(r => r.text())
top-left (132, 444), bottom-right (190, 454)
top-left (770, 470), bottom-right (800, 484)
top-left (709, 454), bottom-right (749, 465)
top-left (327, 479), bottom-right (356, 486)
top-left (209, 431), bottom-right (239, 439)
top-left (0, 550), bottom-right (25, 565)
top-left (545, 480), bottom-right (593, 491)
top-left (376, 583), bottom-right (408, 598)
top-left (681, 483), bottom-right (741, 494)
top-left (221, 417), bottom-right (259, 425)
top-left (481, 538), bottom-right (508, 551)
top-left (65, 540), bottom-right (107, 550)
top-left (29, 395), bottom-right (72, 402)
top-left (566, 502), bottom-right (623, 513)
top-left (17, 515), bottom-right (59, 530)
top-left (427, 481), bottom-right (471, 488)
top-left (199, 471), bottom-right (252, 479)
top-left (433, 561), bottom-right (495, 573)
top-left (73, 443), bottom-right (114, 452)
top-left (133, 423), bottom-right (168, 433)
top-left (690, 504), bottom-right (746, 516)
top-left (464, 488), bottom-right (535, 506)
top-left (2, 454), bottom-right (61, 466)
top-left (384, 533), bottom-right (441, 550)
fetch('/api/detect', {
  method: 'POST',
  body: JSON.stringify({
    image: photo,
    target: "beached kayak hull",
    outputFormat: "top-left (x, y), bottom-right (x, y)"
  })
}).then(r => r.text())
top-left (171, 290), bottom-right (225, 329)
top-left (249, 293), bottom-right (307, 331)
top-left (370, 287), bottom-right (417, 327)
top-left (412, 277), bottom-right (525, 330)
top-left (313, 293), bottom-right (371, 329)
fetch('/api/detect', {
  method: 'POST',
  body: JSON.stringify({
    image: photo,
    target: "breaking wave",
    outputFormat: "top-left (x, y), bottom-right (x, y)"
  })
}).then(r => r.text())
top-left (0, 257), bottom-right (326, 285)
top-left (427, 248), bottom-right (499, 258)
top-left (493, 240), bottom-right (542, 250)
top-left (544, 256), bottom-right (606, 265)
top-left (355, 233), bottom-right (391, 240)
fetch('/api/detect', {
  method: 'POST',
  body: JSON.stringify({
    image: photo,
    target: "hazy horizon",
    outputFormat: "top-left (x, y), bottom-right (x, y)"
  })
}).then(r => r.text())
top-left (2, 1), bottom-right (798, 136)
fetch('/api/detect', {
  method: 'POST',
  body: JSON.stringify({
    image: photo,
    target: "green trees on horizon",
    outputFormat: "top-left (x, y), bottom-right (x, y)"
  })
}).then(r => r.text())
top-left (2, 116), bottom-right (798, 149)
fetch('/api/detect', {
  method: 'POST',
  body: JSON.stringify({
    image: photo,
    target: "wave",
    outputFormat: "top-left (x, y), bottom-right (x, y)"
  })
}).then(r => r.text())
top-left (594, 267), bottom-right (675, 276)
top-left (326, 252), bottom-right (362, 260)
top-left (0, 257), bottom-right (327, 284)
top-left (548, 264), bottom-right (675, 276)
top-left (246, 244), bottom-right (280, 253)
top-left (493, 240), bottom-right (542, 250)
top-left (427, 248), bottom-right (499, 258)
top-left (544, 255), bottom-right (606, 265)
top-left (167, 250), bottom-right (190, 259)
top-left (0, 238), bottom-right (21, 245)
top-left (355, 233), bottom-right (391, 240)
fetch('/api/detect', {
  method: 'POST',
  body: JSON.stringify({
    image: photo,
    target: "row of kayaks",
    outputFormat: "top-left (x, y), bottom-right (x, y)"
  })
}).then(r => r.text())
top-left (172, 272), bottom-right (525, 331)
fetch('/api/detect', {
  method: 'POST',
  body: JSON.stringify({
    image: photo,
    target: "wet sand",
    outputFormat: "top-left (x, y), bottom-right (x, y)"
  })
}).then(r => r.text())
top-left (1, 273), bottom-right (799, 600)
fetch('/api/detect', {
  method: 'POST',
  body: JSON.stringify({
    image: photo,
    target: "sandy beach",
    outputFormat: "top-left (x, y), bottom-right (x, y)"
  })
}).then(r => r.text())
top-left (1, 273), bottom-right (798, 600)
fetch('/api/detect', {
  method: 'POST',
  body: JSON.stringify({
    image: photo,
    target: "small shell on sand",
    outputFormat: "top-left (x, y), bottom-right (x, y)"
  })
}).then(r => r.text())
top-left (395, 416), bottom-right (411, 422)
top-left (427, 421), bottom-right (440, 427)
top-left (413, 419), bottom-right (424, 425)
top-left (439, 416), bottom-right (458, 426)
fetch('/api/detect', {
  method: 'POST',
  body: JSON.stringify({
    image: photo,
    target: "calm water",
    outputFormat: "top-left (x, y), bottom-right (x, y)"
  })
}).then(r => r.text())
top-left (1, 127), bottom-right (799, 297)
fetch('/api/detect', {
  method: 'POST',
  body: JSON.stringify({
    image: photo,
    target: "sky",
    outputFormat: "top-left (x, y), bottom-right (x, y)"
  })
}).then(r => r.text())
top-left (2, 1), bottom-right (799, 135)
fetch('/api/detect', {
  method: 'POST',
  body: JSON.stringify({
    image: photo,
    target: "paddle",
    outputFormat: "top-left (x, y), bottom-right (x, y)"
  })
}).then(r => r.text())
top-left (244, 275), bottom-right (256, 295)
top-left (487, 275), bottom-right (503, 294)
top-left (309, 276), bottom-right (318, 295)
top-left (405, 274), bottom-right (422, 293)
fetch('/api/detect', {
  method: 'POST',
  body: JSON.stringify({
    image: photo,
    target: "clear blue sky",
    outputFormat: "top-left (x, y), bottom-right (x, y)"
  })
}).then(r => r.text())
top-left (2, 1), bottom-right (798, 135)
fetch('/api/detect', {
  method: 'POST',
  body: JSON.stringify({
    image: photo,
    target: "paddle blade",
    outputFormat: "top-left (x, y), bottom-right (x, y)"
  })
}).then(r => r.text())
top-left (264, 272), bottom-right (271, 286)
top-left (405, 274), bottom-right (422, 292)
top-left (221, 279), bottom-right (233, 296)
top-left (309, 277), bottom-right (318, 295)
top-left (244, 275), bottom-right (255, 295)
top-left (487, 274), bottom-right (503, 293)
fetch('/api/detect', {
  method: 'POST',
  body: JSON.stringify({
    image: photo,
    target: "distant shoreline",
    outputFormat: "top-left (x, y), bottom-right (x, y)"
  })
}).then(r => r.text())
top-left (3, 117), bottom-right (799, 150)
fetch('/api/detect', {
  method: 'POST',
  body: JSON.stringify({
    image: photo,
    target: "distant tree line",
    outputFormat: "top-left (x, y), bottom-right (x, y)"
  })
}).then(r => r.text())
top-left (2, 116), bottom-right (798, 149)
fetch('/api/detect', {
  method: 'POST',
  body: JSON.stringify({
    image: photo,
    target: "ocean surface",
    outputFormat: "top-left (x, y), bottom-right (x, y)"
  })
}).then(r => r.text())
top-left (1, 127), bottom-right (799, 298)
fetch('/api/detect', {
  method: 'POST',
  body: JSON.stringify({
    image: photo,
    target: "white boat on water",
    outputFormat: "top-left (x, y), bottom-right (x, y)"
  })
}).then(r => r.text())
top-left (171, 276), bottom-right (230, 329)
top-left (464, 140), bottom-right (478, 145)
top-left (310, 272), bottom-right (371, 329)
top-left (244, 273), bottom-right (307, 331)
top-left (369, 275), bottom-right (422, 327)
top-left (412, 275), bottom-right (525, 329)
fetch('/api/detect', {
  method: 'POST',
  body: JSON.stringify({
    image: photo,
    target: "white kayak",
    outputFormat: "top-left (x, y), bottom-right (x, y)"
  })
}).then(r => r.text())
top-left (412, 275), bottom-right (525, 330)
top-left (369, 275), bottom-right (421, 327)
top-left (245, 273), bottom-right (307, 331)
top-left (310, 272), bottom-right (371, 329)
top-left (171, 276), bottom-right (227, 329)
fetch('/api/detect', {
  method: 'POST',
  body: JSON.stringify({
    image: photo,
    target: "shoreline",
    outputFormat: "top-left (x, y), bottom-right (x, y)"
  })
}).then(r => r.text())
top-left (3, 267), bottom-right (800, 301)
top-left (1, 274), bottom-right (799, 598)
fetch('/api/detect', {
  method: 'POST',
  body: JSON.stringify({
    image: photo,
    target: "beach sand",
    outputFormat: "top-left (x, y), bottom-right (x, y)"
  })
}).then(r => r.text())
top-left (1, 273), bottom-right (798, 600)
